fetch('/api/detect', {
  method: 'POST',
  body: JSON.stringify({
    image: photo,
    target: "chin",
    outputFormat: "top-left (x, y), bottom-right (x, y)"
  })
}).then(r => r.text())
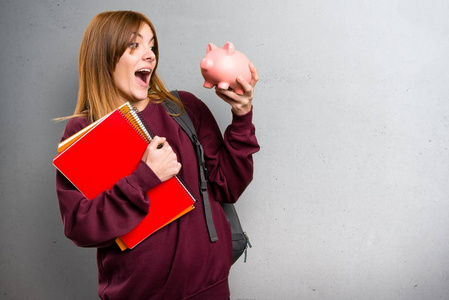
top-left (132, 92), bottom-right (149, 101)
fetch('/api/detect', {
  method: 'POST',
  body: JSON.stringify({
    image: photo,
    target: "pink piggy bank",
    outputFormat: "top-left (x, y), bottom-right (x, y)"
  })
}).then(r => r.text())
top-left (200, 42), bottom-right (251, 95)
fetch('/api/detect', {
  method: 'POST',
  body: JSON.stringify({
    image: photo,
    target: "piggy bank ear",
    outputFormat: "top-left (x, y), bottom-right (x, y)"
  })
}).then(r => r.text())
top-left (206, 43), bottom-right (217, 53)
top-left (223, 42), bottom-right (235, 55)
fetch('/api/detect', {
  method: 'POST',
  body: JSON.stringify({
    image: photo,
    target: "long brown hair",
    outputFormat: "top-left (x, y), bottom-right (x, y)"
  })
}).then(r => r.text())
top-left (62, 10), bottom-right (182, 122)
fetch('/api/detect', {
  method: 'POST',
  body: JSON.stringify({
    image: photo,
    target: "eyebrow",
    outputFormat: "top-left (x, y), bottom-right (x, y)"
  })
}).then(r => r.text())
top-left (132, 32), bottom-right (154, 41)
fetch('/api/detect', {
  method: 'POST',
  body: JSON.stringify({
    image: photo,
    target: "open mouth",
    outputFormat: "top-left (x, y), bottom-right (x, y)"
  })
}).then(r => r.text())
top-left (135, 68), bottom-right (152, 86)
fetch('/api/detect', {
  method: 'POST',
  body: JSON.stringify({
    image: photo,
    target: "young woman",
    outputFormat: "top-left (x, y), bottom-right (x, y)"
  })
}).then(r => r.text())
top-left (56, 10), bottom-right (259, 299)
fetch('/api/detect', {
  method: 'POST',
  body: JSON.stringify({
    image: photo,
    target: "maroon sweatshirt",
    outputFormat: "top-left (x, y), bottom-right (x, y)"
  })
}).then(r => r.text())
top-left (55, 91), bottom-right (260, 299)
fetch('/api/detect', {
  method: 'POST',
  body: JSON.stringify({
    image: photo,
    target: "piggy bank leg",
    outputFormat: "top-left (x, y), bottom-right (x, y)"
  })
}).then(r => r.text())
top-left (217, 82), bottom-right (230, 90)
top-left (203, 81), bottom-right (215, 89)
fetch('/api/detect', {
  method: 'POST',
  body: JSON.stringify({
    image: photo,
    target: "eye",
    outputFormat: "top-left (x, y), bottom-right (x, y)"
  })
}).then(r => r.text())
top-left (128, 42), bottom-right (139, 49)
top-left (150, 45), bottom-right (157, 52)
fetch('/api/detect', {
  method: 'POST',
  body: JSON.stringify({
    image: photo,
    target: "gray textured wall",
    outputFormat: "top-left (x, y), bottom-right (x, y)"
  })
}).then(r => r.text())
top-left (1, 0), bottom-right (449, 299)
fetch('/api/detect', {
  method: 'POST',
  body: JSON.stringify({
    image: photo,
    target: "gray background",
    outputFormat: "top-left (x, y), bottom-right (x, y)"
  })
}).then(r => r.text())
top-left (1, 0), bottom-right (449, 299)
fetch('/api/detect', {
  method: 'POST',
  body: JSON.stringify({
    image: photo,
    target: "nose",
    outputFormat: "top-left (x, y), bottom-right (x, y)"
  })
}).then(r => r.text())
top-left (144, 46), bottom-right (156, 62)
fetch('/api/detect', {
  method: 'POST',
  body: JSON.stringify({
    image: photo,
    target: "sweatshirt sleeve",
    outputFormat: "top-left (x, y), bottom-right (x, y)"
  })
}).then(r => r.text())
top-left (181, 91), bottom-right (260, 204)
top-left (55, 117), bottom-right (162, 248)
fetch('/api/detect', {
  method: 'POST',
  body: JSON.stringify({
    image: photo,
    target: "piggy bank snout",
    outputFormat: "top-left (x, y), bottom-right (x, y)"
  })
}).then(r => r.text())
top-left (200, 58), bottom-right (213, 70)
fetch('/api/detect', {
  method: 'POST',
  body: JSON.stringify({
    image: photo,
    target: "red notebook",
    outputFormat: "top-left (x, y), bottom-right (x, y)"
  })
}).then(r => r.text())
top-left (53, 103), bottom-right (195, 250)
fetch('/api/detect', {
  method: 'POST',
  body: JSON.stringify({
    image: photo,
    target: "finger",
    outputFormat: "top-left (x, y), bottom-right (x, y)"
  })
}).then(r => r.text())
top-left (170, 160), bottom-right (182, 175)
top-left (150, 136), bottom-right (166, 149)
top-left (214, 87), bottom-right (233, 102)
top-left (249, 62), bottom-right (259, 87)
top-left (171, 151), bottom-right (177, 162)
top-left (236, 76), bottom-right (253, 95)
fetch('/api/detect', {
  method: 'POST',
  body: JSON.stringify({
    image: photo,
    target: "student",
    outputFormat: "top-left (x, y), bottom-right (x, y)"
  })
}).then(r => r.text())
top-left (55, 10), bottom-right (259, 299)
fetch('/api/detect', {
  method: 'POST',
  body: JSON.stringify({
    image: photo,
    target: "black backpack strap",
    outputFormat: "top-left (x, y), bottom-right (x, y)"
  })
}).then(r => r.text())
top-left (163, 91), bottom-right (218, 242)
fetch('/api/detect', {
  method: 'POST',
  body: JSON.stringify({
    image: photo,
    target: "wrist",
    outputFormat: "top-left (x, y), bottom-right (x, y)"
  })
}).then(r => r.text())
top-left (231, 104), bottom-right (252, 116)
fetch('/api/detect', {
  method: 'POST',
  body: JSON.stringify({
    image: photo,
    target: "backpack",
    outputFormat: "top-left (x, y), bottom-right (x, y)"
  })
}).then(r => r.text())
top-left (162, 90), bottom-right (252, 264)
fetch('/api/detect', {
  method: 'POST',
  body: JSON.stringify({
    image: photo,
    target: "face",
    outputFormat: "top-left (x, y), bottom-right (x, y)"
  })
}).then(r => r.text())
top-left (113, 23), bottom-right (156, 108)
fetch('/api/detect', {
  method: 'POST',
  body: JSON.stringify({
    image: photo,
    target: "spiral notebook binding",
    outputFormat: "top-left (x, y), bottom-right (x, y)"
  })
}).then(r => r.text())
top-left (135, 109), bottom-right (155, 140)
top-left (118, 103), bottom-right (152, 144)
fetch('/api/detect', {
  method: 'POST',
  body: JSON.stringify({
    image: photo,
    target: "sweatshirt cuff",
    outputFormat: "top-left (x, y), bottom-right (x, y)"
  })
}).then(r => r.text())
top-left (230, 106), bottom-right (254, 133)
top-left (126, 161), bottom-right (162, 193)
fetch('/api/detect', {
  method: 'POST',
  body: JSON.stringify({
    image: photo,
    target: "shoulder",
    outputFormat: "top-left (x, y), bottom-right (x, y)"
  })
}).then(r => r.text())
top-left (175, 90), bottom-right (219, 132)
top-left (177, 90), bottom-right (202, 107)
top-left (176, 90), bottom-right (212, 116)
top-left (62, 117), bottom-right (90, 140)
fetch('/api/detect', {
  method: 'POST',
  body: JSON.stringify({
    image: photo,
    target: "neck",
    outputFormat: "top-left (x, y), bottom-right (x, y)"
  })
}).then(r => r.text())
top-left (129, 97), bottom-right (150, 112)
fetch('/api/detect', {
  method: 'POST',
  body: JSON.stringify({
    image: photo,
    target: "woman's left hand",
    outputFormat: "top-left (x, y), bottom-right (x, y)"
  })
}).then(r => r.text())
top-left (215, 63), bottom-right (259, 116)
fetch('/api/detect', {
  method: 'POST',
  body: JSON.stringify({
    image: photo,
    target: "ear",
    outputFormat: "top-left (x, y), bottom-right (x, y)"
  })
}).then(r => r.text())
top-left (206, 43), bottom-right (217, 53)
top-left (223, 42), bottom-right (235, 55)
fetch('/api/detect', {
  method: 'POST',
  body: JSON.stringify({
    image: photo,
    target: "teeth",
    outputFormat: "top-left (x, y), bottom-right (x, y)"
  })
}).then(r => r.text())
top-left (137, 68), bottom-right (151, 73)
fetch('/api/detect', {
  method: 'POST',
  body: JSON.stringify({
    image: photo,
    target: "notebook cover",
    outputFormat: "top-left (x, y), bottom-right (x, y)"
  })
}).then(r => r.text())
top-left (53, 103), bottom-right (195, 250)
